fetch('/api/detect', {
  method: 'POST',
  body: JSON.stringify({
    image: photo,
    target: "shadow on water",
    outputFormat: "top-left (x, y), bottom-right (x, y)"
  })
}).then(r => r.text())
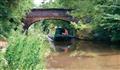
top-left (74, 40), bottom-right (120, 56)
top-left (48, 38), bottom-right (120, 56)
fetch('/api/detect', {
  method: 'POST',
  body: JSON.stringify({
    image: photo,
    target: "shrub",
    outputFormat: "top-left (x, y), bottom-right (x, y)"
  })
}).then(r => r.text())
top-left (5, 29), bottom-right (50, 70)
top-left (0, 0), bottom-right (32, 37)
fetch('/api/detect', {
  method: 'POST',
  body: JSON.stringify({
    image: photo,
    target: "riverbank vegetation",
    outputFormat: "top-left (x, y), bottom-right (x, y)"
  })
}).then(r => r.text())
top-left (5, 29), bottom-right (49, 70)
top-left (0, 0), bottom-right (32, 37)
top-left (0, 29), bottom-right (50, 70)
top-left (0, 0), bottom-right (50, 70)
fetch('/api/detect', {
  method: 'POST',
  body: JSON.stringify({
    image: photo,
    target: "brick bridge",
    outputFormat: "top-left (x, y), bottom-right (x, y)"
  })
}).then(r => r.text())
top-left (23, 8), bottom-right (79, 31)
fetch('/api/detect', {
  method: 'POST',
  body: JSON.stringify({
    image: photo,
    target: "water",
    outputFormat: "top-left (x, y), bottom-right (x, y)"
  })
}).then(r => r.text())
top-left (47, 40), bottom-right (120, 70)
top-left (48, 38), bottom-right (76, 52)
top-left (49, 39), bottom-right (120, 54)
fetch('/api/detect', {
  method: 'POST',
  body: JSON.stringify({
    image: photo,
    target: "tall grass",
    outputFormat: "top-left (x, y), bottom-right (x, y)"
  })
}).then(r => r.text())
top-left (5, 29), bottom-right (50, 70)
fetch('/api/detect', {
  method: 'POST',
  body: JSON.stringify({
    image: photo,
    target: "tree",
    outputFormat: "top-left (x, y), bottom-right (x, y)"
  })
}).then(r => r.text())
top-left (0, 0), bottom-right (32, 37)
top-left (93, 0), bottom-right (120, 42)
top-left (46, 0), bottom-right (95, 18)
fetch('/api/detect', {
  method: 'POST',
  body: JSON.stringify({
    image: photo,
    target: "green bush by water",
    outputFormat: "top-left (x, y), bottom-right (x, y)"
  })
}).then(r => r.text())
top-left (5, 30), bottom-right (49, 70)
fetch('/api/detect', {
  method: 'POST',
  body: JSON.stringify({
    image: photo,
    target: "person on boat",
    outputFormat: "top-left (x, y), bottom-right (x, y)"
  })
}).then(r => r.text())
top-left (62, 27), bottom-right (68, 36)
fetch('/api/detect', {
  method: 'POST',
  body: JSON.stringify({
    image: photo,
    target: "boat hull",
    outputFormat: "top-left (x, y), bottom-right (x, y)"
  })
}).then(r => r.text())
top-left (48, 35), bottom-right (75, 41)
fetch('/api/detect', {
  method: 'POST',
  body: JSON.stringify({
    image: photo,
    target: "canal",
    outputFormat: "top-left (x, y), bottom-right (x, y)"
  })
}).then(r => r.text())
top-left (47, 40), bottom-right (120, 70)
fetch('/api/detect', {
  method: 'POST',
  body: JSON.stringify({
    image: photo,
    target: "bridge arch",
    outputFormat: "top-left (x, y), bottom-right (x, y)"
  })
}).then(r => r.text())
top-left (23, 8), bottom-right (79, 31)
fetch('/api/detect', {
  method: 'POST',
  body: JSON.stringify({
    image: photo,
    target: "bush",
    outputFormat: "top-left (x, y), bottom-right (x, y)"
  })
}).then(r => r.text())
top-left (74, 23), bottom-right (93, 40)
top-left (93, 22), bottom-right (120, 42)
top-left (0, 0), bottom-right (32, 37)
top-left (5, 29), bottom-right (50, 70)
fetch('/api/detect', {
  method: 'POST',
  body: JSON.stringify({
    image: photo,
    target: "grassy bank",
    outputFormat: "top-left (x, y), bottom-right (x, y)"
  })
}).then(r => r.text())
top-left (0, 29), bottom-right (50, 70)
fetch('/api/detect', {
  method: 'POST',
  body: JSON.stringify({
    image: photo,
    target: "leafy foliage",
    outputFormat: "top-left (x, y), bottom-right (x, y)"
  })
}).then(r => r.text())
top-left (0, 0), bottom-right (32, 37)
top-left (92, 0), bottom-right (120, 42)
top-left (41, 0), bottom-right (98, 20)
top-left (5, 29), bottom-right (49, 70)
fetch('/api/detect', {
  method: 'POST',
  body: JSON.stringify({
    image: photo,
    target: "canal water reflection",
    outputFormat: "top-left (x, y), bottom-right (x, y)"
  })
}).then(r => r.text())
top-left (49, 39), bottom-right (120, 55)
top-left (47, 40), bottom-right (120, 70)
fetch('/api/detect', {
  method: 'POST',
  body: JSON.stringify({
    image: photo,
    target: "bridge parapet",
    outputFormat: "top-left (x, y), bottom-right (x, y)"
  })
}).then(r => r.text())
top-left (23, 8), bottom-right (79, 31)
